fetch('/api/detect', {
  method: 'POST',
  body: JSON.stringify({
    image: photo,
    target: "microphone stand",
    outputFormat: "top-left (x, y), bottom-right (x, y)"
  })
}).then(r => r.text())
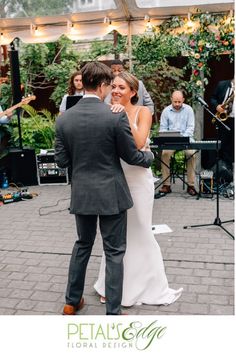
top-left (16, 107), bottom-right (23, 150)
top-left (183, 103), bottom-right (234, 240)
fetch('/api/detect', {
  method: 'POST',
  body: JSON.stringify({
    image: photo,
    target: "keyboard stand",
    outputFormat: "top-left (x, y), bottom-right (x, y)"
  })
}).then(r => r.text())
top-left (153, 148), bottom-right (198, 197)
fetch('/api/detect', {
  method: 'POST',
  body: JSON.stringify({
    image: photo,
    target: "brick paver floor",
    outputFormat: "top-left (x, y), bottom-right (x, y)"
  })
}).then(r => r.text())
top-left (0, 181), bottom-right (234, 315)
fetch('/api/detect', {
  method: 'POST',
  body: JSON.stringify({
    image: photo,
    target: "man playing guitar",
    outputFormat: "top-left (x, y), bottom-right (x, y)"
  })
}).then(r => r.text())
top-left (0, 95), bottom-right (36, 148)
top-left (0, 105), bottom-right (12, 124)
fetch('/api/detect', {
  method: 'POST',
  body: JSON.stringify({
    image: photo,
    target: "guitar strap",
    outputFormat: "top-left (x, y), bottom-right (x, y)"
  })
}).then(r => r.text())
top-left (223, 83), bottom-right (234, 118)
top-left (223, 87), bottom-right (231, 104)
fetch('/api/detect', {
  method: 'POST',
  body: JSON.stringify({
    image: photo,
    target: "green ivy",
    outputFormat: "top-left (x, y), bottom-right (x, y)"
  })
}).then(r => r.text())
top-left (133, 59), bottom-right (187, 119)
top-left (134, 12), bottom-right (234, 103)
top-left (44, 59), bottom-right (79, 106)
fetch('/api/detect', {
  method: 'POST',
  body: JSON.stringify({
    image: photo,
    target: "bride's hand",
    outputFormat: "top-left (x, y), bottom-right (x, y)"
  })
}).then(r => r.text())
top-left (110, 103), bottom-right (125, 113)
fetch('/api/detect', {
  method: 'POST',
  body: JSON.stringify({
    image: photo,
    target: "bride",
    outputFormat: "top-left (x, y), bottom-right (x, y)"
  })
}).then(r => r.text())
top-left (94, 71), bottom-right (183, 307)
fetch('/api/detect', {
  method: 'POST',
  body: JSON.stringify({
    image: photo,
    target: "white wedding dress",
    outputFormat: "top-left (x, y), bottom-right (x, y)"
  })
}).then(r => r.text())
top-left (94, 110), bottom-right (183, 306)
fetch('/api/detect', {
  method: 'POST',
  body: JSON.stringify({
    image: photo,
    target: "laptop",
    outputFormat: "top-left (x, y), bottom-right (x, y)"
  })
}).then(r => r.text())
top-left (152, 131), bottom-right (189, 145)
top-left (158, 131), bottom-right (182, 137)
top-left (66, 95), bottom-right (83, 110)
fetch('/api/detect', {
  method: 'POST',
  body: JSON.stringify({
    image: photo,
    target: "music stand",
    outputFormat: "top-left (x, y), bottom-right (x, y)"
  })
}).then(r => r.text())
top-left (66, 95), bottom-right (82, 110)
top-left (183, 104), bottom-right (234, 240)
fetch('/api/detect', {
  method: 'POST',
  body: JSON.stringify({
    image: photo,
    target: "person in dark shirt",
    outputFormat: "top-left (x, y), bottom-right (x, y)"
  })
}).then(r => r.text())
top-left (210, 79), bottom-right (234, 168)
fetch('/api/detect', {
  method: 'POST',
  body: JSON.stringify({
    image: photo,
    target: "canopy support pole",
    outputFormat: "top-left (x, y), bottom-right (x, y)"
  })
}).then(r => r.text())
top-left (128, 20), bottom-right (132, 72)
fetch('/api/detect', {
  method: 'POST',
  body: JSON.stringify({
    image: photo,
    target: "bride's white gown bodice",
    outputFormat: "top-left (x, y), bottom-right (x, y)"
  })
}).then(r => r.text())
top-left (94, 108), bottom-right (183, 306)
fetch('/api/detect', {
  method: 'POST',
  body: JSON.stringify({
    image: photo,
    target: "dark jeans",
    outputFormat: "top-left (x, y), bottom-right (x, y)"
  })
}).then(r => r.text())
top-left (219, 117), bottom-right (234, 168)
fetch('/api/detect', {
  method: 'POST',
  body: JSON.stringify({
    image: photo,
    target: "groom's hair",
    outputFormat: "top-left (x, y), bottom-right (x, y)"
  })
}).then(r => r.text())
top-left (81, 61), bottom-right (113, 90)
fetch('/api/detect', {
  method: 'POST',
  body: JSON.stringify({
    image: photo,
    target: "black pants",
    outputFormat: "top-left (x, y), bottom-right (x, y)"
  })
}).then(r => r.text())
top-left (65, 211), bottom-right (127, 315)
top-left (219, 117), bottom-right (234, 167)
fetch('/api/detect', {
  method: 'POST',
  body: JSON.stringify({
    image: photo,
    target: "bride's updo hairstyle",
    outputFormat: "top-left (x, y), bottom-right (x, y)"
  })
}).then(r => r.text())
top-left (117, 71), bottom-right (139, 105)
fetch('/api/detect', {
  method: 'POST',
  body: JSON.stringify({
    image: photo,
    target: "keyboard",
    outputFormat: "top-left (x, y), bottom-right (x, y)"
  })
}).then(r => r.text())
top-left (150, 140), bottom-right (221, 150)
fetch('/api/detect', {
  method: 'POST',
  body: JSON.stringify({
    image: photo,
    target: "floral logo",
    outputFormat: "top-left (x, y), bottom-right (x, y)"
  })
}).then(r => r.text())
top-left (67, 320), bottom-right (167, 351)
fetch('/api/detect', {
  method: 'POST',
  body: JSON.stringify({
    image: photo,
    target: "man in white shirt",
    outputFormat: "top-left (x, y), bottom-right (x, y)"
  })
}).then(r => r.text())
top-left (159, 90), bottom-right (197, 196)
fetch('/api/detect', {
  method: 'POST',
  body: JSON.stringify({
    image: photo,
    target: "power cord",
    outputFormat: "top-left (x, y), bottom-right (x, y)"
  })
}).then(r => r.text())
top-left (39, 198), bottom-right (70, 216)
top-left (200, 180), bottom-right (234, 199)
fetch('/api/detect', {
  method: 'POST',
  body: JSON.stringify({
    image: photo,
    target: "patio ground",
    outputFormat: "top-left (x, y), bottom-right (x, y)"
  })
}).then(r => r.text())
top-left (0, 180), bottom-right (234, 315)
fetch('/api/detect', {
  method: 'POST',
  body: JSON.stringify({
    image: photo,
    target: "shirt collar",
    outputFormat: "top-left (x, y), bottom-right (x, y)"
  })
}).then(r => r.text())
top-left (75, 90), bottom-right (84, 96)
top-left (170, 104), bottom-right (185, 112)
top-left (83, 94), bottom-right (101, 100)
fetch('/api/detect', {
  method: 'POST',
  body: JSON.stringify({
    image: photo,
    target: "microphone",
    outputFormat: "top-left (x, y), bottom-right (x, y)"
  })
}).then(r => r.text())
top-left (197, 96), bottom-right (209, 107)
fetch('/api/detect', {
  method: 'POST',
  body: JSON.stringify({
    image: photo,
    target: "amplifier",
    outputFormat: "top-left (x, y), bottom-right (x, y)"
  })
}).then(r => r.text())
top-left (36, 151), bottom-right (68, 185)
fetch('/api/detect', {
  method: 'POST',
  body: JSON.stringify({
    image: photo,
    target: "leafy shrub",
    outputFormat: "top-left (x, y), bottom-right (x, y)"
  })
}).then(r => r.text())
top-left (10, 105), bottom-right (56, 153)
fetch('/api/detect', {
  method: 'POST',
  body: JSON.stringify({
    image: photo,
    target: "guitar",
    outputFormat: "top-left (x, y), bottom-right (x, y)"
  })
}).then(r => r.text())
top-left (0, 95), bottom-right (36, 119)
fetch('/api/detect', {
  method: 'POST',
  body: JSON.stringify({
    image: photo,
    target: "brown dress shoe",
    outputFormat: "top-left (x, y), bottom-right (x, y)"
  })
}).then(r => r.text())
top-left (63, 297), bottom-right (84, 315)
top-left (159, 185), bottom-right (172, 194)
top-left (187, 186), bottom-right (197, 196)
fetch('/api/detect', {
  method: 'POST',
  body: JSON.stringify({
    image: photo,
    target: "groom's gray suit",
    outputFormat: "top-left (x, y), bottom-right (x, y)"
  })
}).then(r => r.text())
top-left (55, 96), bottom-right (153, 314)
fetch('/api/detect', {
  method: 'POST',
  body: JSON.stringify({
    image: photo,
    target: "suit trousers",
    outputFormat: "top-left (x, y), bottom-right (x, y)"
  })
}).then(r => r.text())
top-left (161, 149), bottom-right (196, 186)
top-left (66, 211), bottom-right (127, 315)
top-left (218, 117), bottom-right (234, 167)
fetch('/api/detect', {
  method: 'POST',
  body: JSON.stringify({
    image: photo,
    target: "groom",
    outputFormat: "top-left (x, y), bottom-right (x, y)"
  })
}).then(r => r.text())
top-left (55, 61), bottom-right (153, 315)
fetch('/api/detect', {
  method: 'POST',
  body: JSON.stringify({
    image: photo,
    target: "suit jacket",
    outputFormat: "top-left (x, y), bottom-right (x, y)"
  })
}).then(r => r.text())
top-left (210, 80), bottom-right (232, 113)
top-left (55, 97), bottom-right (153, 215)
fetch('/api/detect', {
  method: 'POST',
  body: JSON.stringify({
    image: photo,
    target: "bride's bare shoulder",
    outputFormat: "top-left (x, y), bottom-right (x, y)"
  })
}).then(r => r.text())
top-left (138, 106), bottom-right (152, 117)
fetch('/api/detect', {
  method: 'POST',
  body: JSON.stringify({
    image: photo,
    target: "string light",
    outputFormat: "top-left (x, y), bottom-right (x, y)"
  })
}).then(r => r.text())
top-left (108, 20), bottom-right (114, 31)
top-left (144, 15), bottom-right (152, 31)
top-left (103, 16), bottom-right (110, 24)
top-left (35, 27), bottom-right (40, 36)
top-left (30, 24), bottom-right (41, 36)
top-left (0, 32), bottom-right (8, 45)
top-left (103, 16), bottom-right (115, 31)
top-left (225, 9), bottom-right (233, 24)
top-left (67, 20), bottom-right (78, 34)
top-left (186, 12), bottom-right (194, 28)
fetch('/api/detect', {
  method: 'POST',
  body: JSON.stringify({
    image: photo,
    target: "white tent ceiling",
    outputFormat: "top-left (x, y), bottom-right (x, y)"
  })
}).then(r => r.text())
top-left (0, 0), bottom-right (234, 44)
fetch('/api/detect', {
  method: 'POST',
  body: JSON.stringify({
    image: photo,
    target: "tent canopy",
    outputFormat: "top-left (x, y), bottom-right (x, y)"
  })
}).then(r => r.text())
top-left (0, 0), bottom-right (234, 44)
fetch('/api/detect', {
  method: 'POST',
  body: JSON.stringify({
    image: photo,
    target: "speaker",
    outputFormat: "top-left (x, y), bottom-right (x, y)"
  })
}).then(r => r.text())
top-left (8, 50), bottom-right (22, 104)
top-left (7, 148), bottom-right (38, 186)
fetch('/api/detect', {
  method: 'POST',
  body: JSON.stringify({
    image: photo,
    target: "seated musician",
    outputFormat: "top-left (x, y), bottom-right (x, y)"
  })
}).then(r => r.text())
top-left (159, 90), bottom-right (197, 196)
top-left (210, 79), bottom-right (234, 170)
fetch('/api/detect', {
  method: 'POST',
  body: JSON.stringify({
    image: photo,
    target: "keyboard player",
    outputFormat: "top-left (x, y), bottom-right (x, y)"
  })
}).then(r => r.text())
top-left (159, 90), bottom-right (197, 196)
